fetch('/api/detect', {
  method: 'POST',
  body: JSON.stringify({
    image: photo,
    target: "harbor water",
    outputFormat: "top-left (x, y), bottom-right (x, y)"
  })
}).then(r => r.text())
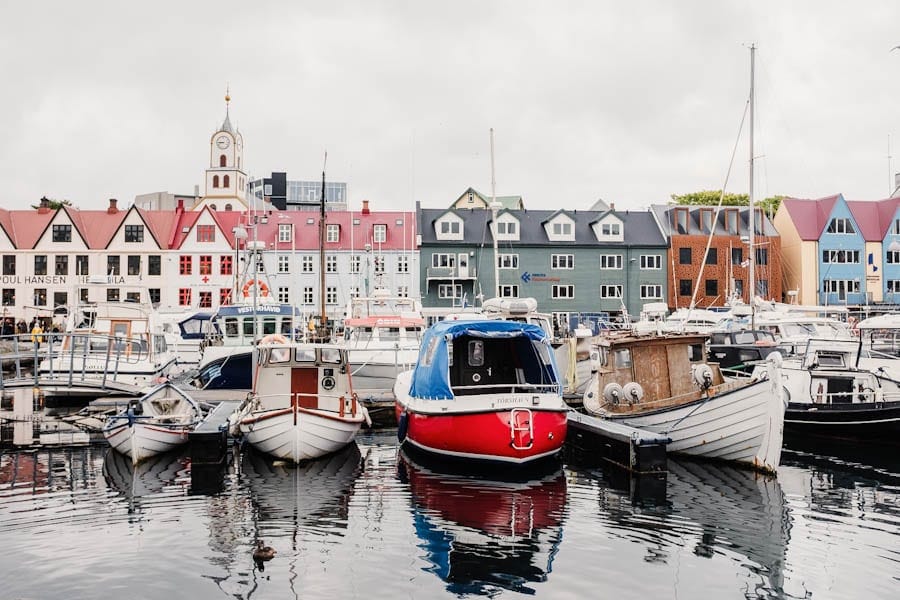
top-left (0, 429), bottom-right (898, 599)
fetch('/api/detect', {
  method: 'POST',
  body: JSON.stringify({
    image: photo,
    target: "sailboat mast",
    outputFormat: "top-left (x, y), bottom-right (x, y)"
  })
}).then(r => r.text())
top-left (490, 128), bottom-right (500, 300)
top-left (319, 154), bottom-right (328, 329)
top-left (749, 43), bottom-right (756, 330)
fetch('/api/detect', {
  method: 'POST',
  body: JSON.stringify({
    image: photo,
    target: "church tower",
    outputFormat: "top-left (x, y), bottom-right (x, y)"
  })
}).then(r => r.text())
top-left (194, 90), bottom-right (248, 211)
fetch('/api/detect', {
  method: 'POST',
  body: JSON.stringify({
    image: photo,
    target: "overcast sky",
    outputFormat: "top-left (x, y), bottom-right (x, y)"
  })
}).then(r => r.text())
top-left (3, 1), bottom-right (900, 213)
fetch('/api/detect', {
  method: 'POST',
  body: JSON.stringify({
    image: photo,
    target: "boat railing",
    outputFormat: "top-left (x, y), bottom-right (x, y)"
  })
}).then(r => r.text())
top-left (451, 382), bottom-right (562, 395)
top-left (256, 391), bottom-right (360, 417)
top-left (815, 388), bottom-right (900, 405)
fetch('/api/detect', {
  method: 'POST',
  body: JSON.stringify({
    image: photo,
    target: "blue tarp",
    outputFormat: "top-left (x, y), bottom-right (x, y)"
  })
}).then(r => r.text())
top-left (408, 320), bottom-right (561, 400)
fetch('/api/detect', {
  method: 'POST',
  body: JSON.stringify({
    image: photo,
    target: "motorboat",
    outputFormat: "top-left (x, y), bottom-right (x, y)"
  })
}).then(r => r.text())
top-left (707, 329), bottom-right (780, 374)
top-left (342, 289), bottom-right (425, 402)
top-left (158, 309), bottom-right (216, 375)
top-left (393, 320), bottom-right (569, 465)
top-left (231, 335), bottom-right (370, 463)
top-left (102, 382), bottom-right (204, 465)
top-left (582, 332), bottom-right (785, 473)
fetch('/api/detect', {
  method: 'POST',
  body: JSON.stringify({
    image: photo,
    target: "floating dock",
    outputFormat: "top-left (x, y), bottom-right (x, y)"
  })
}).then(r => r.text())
top-left (565, 411), bottom-right (670, 474)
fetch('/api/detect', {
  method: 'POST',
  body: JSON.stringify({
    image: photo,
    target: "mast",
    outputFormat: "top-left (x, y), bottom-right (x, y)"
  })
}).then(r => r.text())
top-left (490, 128), bottom-right (500, 300)
top-left (319, 153), bottom-right (328, 333)
top-left (749, 43), bottom-right (756, 330)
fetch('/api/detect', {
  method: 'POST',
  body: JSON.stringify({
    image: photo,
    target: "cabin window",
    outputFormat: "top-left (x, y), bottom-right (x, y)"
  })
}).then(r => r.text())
top-left (320, 348), bottom-right (342, 364)
top-left (262, 317), bottom-right (277, 335)
top-left (468, 340), bottom-right (484, 367)
top-left (613, 348), bottom-right (632, 368)
top-left (422, 337), bottom-right (440, 367)
top-left (689, 344), bottom-right (705, 362)
top-left (243, 318), bottom-right (255, 337)
top-left (269, 347), bottom-right (291, 364)
top-left (224, 318), bottom-right (239, 336)
top-left (296, 348), bottom-right (316, 362)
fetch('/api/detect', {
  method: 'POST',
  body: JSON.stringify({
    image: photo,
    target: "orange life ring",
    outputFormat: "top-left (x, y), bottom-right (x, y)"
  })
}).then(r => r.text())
top-left (259, 333), bottom-right (288, 345)
top-left (242, 279), bottom-right (270, 298)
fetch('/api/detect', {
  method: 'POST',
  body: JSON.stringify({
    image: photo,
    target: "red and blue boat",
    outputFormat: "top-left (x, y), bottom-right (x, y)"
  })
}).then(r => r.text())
top-left (393, 320), bottom-right (568, 465)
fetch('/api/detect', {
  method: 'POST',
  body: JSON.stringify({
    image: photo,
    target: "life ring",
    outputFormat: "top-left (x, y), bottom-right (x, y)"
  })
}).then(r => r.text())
top-left (259, 334), bottom-right (288, 345)
top-left (242, 279), bottom-right (270, 298)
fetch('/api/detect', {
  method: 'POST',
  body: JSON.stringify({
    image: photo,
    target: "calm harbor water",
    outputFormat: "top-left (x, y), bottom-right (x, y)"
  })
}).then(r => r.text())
top-left (0, 431), bottom-right (898, 599)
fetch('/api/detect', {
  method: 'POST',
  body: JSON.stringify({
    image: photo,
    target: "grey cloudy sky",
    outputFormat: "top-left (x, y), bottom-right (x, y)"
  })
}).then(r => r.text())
top-left (3, 1), bottom-right (900, 213)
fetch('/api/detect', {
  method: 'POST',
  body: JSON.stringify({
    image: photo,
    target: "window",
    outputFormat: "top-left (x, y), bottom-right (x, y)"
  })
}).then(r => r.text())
top-left (303, 287), bottom-right (314, 304)
top-left (599, 255), bottom-right (622, 270)
top-left (277, 287), bottom-right (289, 303)
top-left (374, 224), bottom-right (387, 243)
top-left (397, 255), bottom-right (409, 273)
top-left (52, 224), bottom-right (72, 242)
top-left (199, 255), bottom-right (212, 275)
top-left (2, 255), bottom-right (15, 276)
top-left (79, 288), bottom-right (88, 303)
top-left (552, 222), bottom-right (572, 236)
top-left (34, 288), bottom-right (47, 306)
top-left (699, 209), bottom-right (714, 233)
top-left (374, 256), bottom-right (386, 273)
top-left (676, 247), bottom-right (691, 265)
top-left (1, 289), bottom-right (13, 306)
top-left (705, 248), bottom-right (718, 265)
top-left (725, 209), bottom-right (739, 234)
top-left (756, 279), bottom-right (770, 297)
top-left (219, 288), bottom-right (232, 305)
top-left (888, 251), bottom-right (900, 264)
top-left (599, 285), bottom-right (623, 298)
top-left (107, 289), bottom-right (120, 302)
top-left (499, 285), bottom-right (519, 298)
top-left (149, 289), bottom-right (161, 304)
top-left (197, 225), bottom-right (215, 242)
top-left (124, 224), bottom-right (144, 243)
top-left (199, 291), bottom-right (212, 308)
top-left (179, 255), bottom-right (192, 275)
top-left (219, 255), bottom-right (232, 275)
top-left (734, 279), bottom-right (744, 297)
top-left (497, 221), bottom-right (517, 235)
top-left (674, 208), bottom-right (689, 234)
top-left (826, 218), bottom-right (855, 234)
top-left (893, 220), bottom-right (900, 235)
top-left (823, 249), bottom-right (860, 264)
top-left (601, 222), bottom-right (621, 236)
top-left (327, 224), bottom-right (340, 242)
top-left (439, 221), bottom-right (460, 235)
top-left (56, 254), bottom-right (69, 275)
top-left (640, 255), bottom-right (661, 270)
top-left (640, 284), bottom-right (663, 299)
top-left (705, 279), bottom-right (719, 296)
top-left (679, 279), bottom-right (692, 296)
top-left (731, 247), bottom-right (743, 266)
top-left (551, 254), bottom-right (574, 269)
top-left (278, 224), bottom-right (292, 242)
top-left (756, 248), bottom-right (769, 266)
top-left (219, 154), bottom-right (227, 167)
top-left (302, 255), bottom-right (314, 273)
top-left (438, 284), bottom-right (462, 299)
top-left (179, 288), bottom-right (192, 306)
top-left (350, 255), bottom-right (361, 274)
top-left (823, 279), bottom-right (860, 294)
top-left (326, 287), bottom-right (338, 304)
top-left (75, 255), bottom-right (89, 276)
top-left (255, 256), bottom-right (265, 273)
top-left (552, 285), bottom-right (575, 299)
top-left (888, 280), bottom-right (900, 293)
top-left (326, 255), bottom-right (338, 273)
top-left (498, 254), bottom-right (519, 269)
top-left (127, 255), bottom-right (140, 276)
top-left (213, 175), bottom-right (219, 188)
top-left (107, 256), bottom-right (120, 276)
top-left (223, 175), bottom-right (230, 188)
top-left (431, 253), bottom-right (456, 268)
top-left (34, 255), bottom-right (46, 276)
top-left (278, 255), bottom-right (290, 273)
top-left (397, 286), bottom-right (409, 297)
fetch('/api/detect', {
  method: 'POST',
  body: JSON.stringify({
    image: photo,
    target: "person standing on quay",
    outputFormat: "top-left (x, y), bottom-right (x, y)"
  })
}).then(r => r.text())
top-left (31, 322), bottom-right (43, 350)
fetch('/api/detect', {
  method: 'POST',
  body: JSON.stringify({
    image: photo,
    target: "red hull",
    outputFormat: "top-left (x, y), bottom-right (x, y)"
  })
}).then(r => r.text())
top-left (396, 405), bottom-right (567, 464)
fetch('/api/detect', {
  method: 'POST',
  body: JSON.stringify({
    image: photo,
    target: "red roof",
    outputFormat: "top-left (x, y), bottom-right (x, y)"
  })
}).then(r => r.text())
top-left (781, 195), bottom-right (840, 240)
top-left (0, 209), bottom-right (56, 248)
top-left (847, 197), bottom-right (900, 240)
top-left (783, 194), bottom-right (900, 241)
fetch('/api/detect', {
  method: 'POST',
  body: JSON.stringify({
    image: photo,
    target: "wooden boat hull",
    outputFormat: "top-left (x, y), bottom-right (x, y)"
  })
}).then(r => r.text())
top-left (239, 406), bottom-right (365, 463)
top-left (600, 379), bottom-right (784, 473)
top-left (103, 419), bottom-right (191, 465)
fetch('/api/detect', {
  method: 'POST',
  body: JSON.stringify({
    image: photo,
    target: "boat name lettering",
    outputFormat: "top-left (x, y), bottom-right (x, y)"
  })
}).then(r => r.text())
top-left (496, 396), bottom-right (529, 404)
top-left (236, 305), bottom-right (283, 314)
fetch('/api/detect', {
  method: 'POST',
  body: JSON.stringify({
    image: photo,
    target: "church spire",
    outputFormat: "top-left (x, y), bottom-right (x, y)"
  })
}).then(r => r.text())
top-left (221, 85), bottom-right (235, 134)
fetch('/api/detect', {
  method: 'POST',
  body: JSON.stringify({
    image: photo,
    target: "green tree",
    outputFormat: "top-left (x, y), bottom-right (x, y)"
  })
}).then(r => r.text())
top-left (30, 196), bottom-right (74, 210)
top-left (671, 190), bottom-right (783, 217)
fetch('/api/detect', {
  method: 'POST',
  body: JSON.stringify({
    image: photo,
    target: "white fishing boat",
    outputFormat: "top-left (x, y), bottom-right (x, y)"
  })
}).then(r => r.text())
top-left (582, 332), bottom-right (785, 473)
top-left (342, 289), bottom-right (425, 402)
top-left (102, 382), bottom-right (203, 465)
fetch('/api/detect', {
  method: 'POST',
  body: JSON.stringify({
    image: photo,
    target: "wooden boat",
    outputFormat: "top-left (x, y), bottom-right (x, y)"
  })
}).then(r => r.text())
top-left (102, 382), bottom-right (203, 465)
top-left (393, 320), bottom-right (569, 465)
top-left (582, 333), bottom-right (785, 473)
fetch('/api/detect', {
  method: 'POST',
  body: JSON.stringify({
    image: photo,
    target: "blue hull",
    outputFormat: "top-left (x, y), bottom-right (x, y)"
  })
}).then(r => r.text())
top-left (195, 352), bottom-right (253, 389)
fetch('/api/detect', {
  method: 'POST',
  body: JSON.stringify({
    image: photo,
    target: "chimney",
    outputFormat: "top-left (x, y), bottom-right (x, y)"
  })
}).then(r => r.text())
top-left (609, 201), bottom-right (616, 211)
top-left (37, 196), bottom-right (51, 214)
top-left (362, 199), bottom-right (370, 215)
top-left (107, 198), bottom-right (118, 214)
top-left (176, 198), bottom-right (184, 211)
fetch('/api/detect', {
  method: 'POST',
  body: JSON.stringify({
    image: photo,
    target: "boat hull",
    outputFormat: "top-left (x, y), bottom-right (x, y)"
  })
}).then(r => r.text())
top-left (103, 419), bottom-right (191, 465)
top-left (601, 380), bottom-right (784, 473)
top-left (785, 401), bottom-right (900, 441)
top-left (196, 350), bottom-right (252, 389)
top-left (348, 358), bottom-right (416, 401)
top-left (239, 406), bottom-right (365, 463)
top-left (395, 404), bottom-right (568, 465)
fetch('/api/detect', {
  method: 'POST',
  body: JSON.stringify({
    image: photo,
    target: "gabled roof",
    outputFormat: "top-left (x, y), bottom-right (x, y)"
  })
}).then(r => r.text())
top-left (541, 209), bottom-right (576, 225)
top-left (651, 204), bottom-right (779, 237)
top-left (135, 207), bottom-right (178, 249)
top-left (846, 198), bottom-right (900, 241)
top-left (452, 187), bottom-right (524, 210)
top-left (780, 195), bottom-right (841, 240)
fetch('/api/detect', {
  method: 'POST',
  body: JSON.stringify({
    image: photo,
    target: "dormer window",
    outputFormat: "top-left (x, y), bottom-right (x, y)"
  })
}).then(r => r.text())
top-left (601, 223), bottom-right (620, 236)
top-left (278, 224), bottom-right (293, 242)
top-left (495, 214), bottom-right (520, 241)
top-left (593, 216), bottom-right (624, 241)
top-left (498, 221), bottom-right (516, 235)
top-left (440, 221), bottom-right (460, 235)
top-left (700, 209), bottom-right (713, 233)
top-left (327, 224), bottom-right (340, 242)
top-left (725, 209), bottom-right (739, 234)
top-left (436, 214), bottom-right (465, 241)
top-left (52, 224), bottom-right (72, 243)
top-left (826, 217), bottom-right (855, 234)
top-left (673, 208), bottom-right (689, 234)
top-left (553, 222), bottom-right (572, 236)
top-left (373, 224), bottom-right (387, 243)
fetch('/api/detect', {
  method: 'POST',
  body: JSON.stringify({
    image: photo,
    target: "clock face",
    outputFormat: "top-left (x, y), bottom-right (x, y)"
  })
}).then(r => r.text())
top-left (216, 136), bottom-right (231, 149)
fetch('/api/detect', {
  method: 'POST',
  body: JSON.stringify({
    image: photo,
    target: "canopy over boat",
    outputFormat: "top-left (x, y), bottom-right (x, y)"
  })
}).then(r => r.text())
top-left (409, 320), bottom-right (559, 400)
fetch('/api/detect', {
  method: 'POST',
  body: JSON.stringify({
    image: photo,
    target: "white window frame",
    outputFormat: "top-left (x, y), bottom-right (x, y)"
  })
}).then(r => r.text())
top-left (499, 284), bottom-right (519, 298)
top-left (497, 253), bottom-right (519, 269)
top-left (325, 255), bottom-right (338, 273)
top-left (432, 253), bottom-right (456, 268)
top-left (552, 222), bottom-right (572, 236)
top-left (826, 218), bottom-right (855, 234)
top-left (599, 254), bottom-right (623, 270)
top-left (373, 224), bottom-right (387, 243)
top-left (640, 255), bottom-right (661, 270)
top-left (397, 285), bottom-right (409, 297)
top-left (640, 284), bottom-right (663, 299)
top-left (350, 255), bottom-right (361, 273)
top-left (397, 255), bottom-right (409, 273)
top-left (277, 255), bottom-right (290, 274)
top-left (551, 284), bottom-right (575, 299)
top-left (326, 286), bottom-right (338, 305)
top-left (301, 255), bottom-right (314, 273)
top-left (551, 254), bottom-right (574, 270)
top-left (278, 223), bottom-right (292, 243)
top-left (303, 286), bottom-right (314, 304)
top-left (600, 285), bottom-right (623, 299)
top-left (438, 284), bottom-right (463, 299)
top-left (277, 286), bottom-right (290, 303)
top-left (326, 224), bottom-right (340, 242)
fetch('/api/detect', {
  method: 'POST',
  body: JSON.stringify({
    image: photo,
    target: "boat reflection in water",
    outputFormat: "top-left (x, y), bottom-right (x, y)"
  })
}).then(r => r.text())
top-left (240, 443), bottom-right (364, 537)
top-left (102, 448), bottom-right (190, 517)
top-left (397, 449), bottom-right (567, 596)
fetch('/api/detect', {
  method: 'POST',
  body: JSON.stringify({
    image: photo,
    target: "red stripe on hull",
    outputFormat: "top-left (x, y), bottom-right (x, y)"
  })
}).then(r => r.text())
top-left (398, 407), bottom-right (567, 463)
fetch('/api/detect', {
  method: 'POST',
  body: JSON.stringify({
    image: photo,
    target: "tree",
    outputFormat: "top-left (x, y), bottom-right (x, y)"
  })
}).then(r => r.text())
top-left (671, 190), bottom-right (783, 217)
top-left (30, 196), bottom-right (74, 211)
